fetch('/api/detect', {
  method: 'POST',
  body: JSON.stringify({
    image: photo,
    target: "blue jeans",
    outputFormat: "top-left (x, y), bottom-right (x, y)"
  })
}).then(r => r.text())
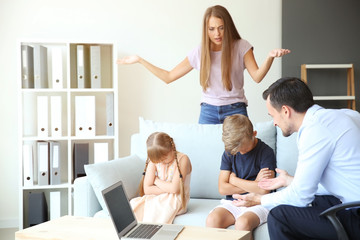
top-left (198, 102), bottom-right (248, 124)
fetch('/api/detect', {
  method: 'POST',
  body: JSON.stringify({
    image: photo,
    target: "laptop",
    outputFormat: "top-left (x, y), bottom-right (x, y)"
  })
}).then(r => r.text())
top-left (101, 180), bottom-right (184, 240)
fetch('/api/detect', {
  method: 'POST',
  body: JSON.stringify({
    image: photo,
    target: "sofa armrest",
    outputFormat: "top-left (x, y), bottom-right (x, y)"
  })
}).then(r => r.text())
top-left (73, 176), bottom-right (102, 217)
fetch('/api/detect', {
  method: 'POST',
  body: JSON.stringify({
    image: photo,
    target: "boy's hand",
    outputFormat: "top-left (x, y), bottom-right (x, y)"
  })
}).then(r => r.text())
top-left (255, 168), bottom-right (273, 182)
top-left (229, 172), bottom-right (237, 185)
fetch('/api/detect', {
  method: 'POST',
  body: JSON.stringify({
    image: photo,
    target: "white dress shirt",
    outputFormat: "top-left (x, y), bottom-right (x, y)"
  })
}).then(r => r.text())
top-left (262, 104), bottom-right (360, 209)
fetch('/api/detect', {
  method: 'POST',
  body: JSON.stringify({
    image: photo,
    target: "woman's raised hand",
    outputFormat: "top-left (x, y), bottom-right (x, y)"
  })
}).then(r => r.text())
top-left (117, 55), bottom-right (141, 65)
top-left (268, 48), bottom-right (291, 58)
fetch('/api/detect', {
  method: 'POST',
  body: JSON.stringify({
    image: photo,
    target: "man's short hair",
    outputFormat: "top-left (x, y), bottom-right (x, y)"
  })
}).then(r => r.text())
top-left (262, 77), bottom-right (314, 112)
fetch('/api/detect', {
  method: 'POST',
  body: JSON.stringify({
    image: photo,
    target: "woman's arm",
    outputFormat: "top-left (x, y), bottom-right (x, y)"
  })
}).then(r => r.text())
top-left (244, 48), bottom-right (291, 83)
top-left (218, 170), bottom-right (246, 195)
top-left (117, 56), bottom-right (193, 84)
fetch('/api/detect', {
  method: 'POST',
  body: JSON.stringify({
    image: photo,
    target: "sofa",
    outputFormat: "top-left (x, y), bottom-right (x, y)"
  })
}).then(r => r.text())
top-left (73, 117), bottom-right (298, 240)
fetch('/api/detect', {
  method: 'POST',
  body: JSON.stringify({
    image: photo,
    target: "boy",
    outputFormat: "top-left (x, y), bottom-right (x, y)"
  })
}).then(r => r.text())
top-left (206, 114), bottom-right (276, 236)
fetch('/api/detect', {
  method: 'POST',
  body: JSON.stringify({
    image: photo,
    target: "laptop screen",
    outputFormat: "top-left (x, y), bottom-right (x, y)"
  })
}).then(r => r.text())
top-left (102, 181), bottom-right (137, 235)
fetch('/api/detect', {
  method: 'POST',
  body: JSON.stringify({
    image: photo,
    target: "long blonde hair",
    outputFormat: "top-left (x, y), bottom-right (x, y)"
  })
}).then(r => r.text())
top-left (200, 5), bottom-right (241, 91)
top-left (138, 132), bottom-right (186, 210)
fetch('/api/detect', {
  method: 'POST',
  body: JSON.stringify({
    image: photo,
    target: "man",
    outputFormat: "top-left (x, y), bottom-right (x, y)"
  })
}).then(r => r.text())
top-left (233, 77), bottom-right (360, 239)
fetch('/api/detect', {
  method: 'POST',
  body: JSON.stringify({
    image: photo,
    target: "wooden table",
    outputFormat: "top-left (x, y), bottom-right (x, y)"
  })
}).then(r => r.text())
top-left (15, 216), bottom-right (250, 240)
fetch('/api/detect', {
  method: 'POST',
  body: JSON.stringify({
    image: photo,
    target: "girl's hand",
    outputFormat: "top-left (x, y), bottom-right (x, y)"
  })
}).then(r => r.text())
top-left (117, 55), bottom-right (140, 64)
top-left (268, 48), bottom-right (291, 58)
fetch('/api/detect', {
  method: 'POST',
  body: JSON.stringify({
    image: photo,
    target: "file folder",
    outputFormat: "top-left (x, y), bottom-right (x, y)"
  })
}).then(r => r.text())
top-left (34, 45), bottom-right (48, 88)
top-left (75, 96), bottom-right (96, 137)
top-left (37, 141), bottom-right (49, 185)
top-left (49, 141), bottom-right (61, 185)
top-left (51, 47), bottom-right (63, 89)
top-left (50, 191), bottom-right (61, 220)
top-left (94, 142), bottom-right (108, 163)
top-left (73, 143), bottom-right (89, 182)
top-left (106, 93), bottom-right (114, 136)
top-left (21, 45), bottom-right (34, 88)
top-left (76, 45), bottom-right (90, 88)
top-left (37, 96), bottom-right (49, 138)
top-left (50, 96), bottom-right (62, 137)
top-left (90, 45), bottom-right (101, 88)
top-left (28, 192), bottom-right (48, 227)
top-left (23, 144), bottom-right (34, 187)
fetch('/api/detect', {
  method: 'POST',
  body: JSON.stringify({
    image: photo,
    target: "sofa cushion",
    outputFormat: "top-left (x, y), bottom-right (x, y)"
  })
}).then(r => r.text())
top-left (84, 155), bottom-right (144, 212)
top-left (275, 127), bottom-right (298, 176)
top-left (138, 117), bottom-right (276, 200)
top-left (173, 198), bottom-right (219, 226)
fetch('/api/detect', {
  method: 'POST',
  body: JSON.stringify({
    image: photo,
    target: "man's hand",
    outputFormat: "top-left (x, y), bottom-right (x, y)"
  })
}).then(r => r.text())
top-left (258, 168), bottom-right (293, 190)
top-left (232, 193), bottom-right (262, 207)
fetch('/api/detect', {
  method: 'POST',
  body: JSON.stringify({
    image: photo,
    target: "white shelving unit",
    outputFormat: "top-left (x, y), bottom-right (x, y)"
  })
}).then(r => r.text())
top-left (18, 40), bottom-right (118, 229)
top-left (301, 64), bottom-right (355, 110)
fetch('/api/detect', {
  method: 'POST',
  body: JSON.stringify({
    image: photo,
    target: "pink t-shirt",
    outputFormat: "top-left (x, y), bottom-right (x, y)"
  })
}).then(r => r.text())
top-left (187, 39), bottom-right (253, 106)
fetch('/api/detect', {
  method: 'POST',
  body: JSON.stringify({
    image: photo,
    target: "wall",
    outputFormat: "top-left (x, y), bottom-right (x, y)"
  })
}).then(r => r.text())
top-left (0, 0), bottom-right (281, 227)
top-left (282, 0), bottom-right (360, 110)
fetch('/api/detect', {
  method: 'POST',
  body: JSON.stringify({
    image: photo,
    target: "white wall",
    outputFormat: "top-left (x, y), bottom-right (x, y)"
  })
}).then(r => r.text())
top-left (0, 0), bottom-right (281, 227)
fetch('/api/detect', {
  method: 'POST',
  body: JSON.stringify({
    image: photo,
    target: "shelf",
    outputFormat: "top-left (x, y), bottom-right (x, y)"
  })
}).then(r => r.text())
top-left (303, 64), bottom-right (353, 69)
top-left (18, 40), bottom-right (118, 229)
top-left (22, 183), bottom-right (70, 190)
top-left (313, 96), bottom-right (356, 101)
top-left (301, 63), bottom-right (355, 110)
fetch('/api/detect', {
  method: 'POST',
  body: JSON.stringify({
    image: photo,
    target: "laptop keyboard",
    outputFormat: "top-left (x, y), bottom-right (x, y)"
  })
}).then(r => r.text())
top-left (128, 224), bottom-right (162, 239)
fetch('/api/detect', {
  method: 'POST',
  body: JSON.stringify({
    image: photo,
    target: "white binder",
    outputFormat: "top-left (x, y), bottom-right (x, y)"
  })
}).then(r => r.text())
top-left (49, 141), bottom-right (61, 185)
top-left (76, 45), bottom-right (90, 88)
top-left (50, 191), bottom-right (61, 220)
top-left (21, 45), bottom-right (34, 88)
top-left (51, 47), bottom-right (63, 89)
top-left (50, 96), bottom-right (62, 137)
top-left (75, 96), bottom-right (96, 137)
top-left (37, 141), bottom-right (49, 185)
top-left (106, 93), bottom-right (114, 136)
top-left (34, 45), bottom-right (48, 88)
top-left (37, 96), bottom-right (49, 138)
top-left (94, 142), bottom-right (108, 163)
top-left (23, 144), bottom-right (34, 187)
top-left (90, 45), bottom-right (101, 88)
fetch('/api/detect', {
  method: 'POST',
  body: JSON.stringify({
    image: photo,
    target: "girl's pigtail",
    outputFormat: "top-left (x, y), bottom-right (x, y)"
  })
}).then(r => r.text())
top-left (138, 157), bottom-right (150, 197)
top-left (172, 139), bottom-right (186, 211)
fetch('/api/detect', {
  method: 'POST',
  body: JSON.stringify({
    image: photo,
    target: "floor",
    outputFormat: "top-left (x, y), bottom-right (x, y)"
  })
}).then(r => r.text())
top-left (0, 228), bottom-right (17, 240)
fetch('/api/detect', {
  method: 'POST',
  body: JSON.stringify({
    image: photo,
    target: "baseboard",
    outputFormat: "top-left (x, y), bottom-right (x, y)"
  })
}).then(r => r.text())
top-left (0, 218), bottom-right (18, 229)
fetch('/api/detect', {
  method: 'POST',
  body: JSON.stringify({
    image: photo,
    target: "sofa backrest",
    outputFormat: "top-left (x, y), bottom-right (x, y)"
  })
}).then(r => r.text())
top-left (131, 118), bottom-right (293, 199)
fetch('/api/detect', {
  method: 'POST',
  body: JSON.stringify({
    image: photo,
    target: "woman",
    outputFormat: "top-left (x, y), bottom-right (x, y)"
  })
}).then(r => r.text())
top-left (117, 5), bottom-right (290, 124)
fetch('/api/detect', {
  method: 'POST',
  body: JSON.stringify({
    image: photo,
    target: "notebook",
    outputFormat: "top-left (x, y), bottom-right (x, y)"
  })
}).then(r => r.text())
top-left (101, 180), bottom-right (184, 240)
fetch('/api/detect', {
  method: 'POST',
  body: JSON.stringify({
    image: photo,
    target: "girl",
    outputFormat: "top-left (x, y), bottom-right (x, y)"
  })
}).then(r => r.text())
top-left (130, 132), bottom-right (192, 224)
top-left (117, 5), bottom-right (290, 124)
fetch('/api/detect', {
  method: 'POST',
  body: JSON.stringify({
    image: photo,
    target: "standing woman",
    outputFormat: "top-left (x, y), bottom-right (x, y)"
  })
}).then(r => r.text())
top-left (117, 5), bottom-right (290, 124)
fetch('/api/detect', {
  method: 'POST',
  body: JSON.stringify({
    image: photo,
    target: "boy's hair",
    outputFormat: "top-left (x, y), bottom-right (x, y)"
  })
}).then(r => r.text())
top-left (222, 114), bottom-right (254, 155)
top-left (138, 132), bottom-right (186, 210)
